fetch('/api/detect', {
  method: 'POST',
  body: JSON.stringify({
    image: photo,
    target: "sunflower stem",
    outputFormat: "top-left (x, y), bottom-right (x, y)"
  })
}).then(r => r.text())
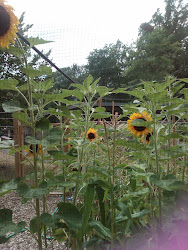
top-left (19, 41), bottom-right (42, 249)
top-left (152, 104), bottom-right (162, 227)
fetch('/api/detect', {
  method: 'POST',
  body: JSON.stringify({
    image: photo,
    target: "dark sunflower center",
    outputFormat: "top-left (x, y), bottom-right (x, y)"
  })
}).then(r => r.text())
top-left (133, 118), bottom-right (146, 131)
top-left (0, 6), bottom-right (11, 36)
top-left (88, 133), bottom-right (95, 140)
top-left (146, 133), bottom-right (152, 141)
top-left (29, 144), bottom-right (39, 153)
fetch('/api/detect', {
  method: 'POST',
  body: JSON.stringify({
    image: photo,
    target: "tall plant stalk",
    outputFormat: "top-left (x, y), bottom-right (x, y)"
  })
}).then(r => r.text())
top-left (17, 38), bottom-right (43, 249)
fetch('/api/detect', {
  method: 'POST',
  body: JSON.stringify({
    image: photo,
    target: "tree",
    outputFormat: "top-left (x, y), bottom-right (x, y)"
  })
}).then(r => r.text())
top-left (53, 64), bottom-right (87, 90)
top-left (124, 0), bottom-right (188, 83)
top-left (86, 40), bottom-right (129, 88)
top-left (0, 13), bottom-right (52, 104)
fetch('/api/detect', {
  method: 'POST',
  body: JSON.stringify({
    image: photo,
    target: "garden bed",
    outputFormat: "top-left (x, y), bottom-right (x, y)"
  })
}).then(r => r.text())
top-left (0, 192), bottom-right (66, 250)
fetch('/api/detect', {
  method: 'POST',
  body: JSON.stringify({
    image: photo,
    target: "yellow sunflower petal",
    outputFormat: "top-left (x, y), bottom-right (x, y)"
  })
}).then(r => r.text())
top-left (127, 111), bottom-right (152, 138)
top-left (0, 0), bottom-right (19, 48)
top-left (87, 128), bottom-right (98, 141)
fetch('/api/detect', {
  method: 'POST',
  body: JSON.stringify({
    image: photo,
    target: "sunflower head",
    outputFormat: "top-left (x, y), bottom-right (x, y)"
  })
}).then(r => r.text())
top-left (87, 128), bottom-right (98, 141)
top-left (127, 111), bottom-right (152, 137)
top-left (25, 144), bottom-right (42, 158)
top-left (0, 0), bottom-right (19, 48)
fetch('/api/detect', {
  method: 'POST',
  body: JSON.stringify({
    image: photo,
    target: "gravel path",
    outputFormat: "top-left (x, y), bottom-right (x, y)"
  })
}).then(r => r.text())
top-left (0, 192), bottom-right (67, 250)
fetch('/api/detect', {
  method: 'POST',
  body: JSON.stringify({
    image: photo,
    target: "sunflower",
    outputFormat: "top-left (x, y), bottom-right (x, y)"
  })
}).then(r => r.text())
top-left (87, 128), bottom-right (98, 141)
top-left (127, 111), bottom-right (152, 137)
top-left (0, 0), bottom-right (20, 48)
top-left (25, 144), bottom-right (42, 158)
top-left (68, 137), bottom-right (73, 149)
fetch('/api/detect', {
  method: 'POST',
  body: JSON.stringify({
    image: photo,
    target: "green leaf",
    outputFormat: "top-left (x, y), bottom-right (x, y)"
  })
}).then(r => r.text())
top-left (2, 101), bottom-right (23, 113)
top-left (32, 181), bottom-right (48, 198)
top-left (0, 178), bottom-right (21, 195)
top-left (57, 203), bottom-right (82, 230)
top-left (70, 83), bottom-right (85, 92)
top-left (91, 78), bottom-right (100, 92)
top-left (82, 236), bottom-right (103, 249)
top-left (40, 213), bottom-right (55, 227)
top-left (38, 65), bottom-right (52, 76)
top-left (0, 209), bottom-right (12, 223)
top-left (0, 236), bottom-right (9, 244)
top-left (28, 37), bottom-right (53, 47)
top-left (81, 184), bottom-right (95, 237)
top-left (97, 86), bottom-right (112, 97)
top-left (0, 79), bottom-right (19, 90)
top-left (35, 118), bottom-right (50, 130)
top-left (54, 228), bottom-right (67, 242)
top-left (92, 112), bottom-right (112, 119)
top-left (125, 89), bottom-right (146, 99)
top-left (25, 136), bottom-right (40, 145)
top-left (4, 46), bottom-right (25, 58)
top-left (0, 140), bottom-right (14, 149)
top-left (147, 90), bottom-right (168, 103)
top-left (115, 139), bottom-right (144, 150)
top-left (150, 175), bottom-right (186, 191)
top-left (21, 66), bottom-right (41, 79)
top-left (132, 209), bottom-right (151, 218)
top-left (94, 107), bottom-right (106, 113)
top-left (88, 219), bottom-right (111, 240)
top-left (30, 217), bottom-right (37, 234)
top-left (13, 112), bottom-right (30, 126)
top-left (17, 183), bottom-right (30, 198)
top-left (48, 151), bottom-right (76, 161)
top-left (41, 78), bottom-right (54, 92)
top-left (115, 201), bottom-right (132, 219)
top-left (72, 90), bottom-right (85, 101)
top-left (83, 74), bottom-right (93, 92)
top-left (41, 128), bottom-right (62, 146)
top-left (96, 186), bottom-right (106, 226)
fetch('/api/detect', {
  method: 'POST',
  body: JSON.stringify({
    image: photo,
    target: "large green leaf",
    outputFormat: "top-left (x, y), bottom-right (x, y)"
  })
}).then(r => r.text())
top-left (40, 213), bottom-right (55, 228)
top-left (0, 178), bottom-right (21, 195)
top-left (0, 79), bottom-right (19, 90)
top-left (48, 151), bottom-right (76, 161)
top-left (57, 203), bottom-right (82, 231)
top-left (0, 209), bottom-right (12, 223)
top-left (4, 46), bottom-right (25, 58)
top-left (115, 139), bottom-right (144, 150)
top-left (115, 201), bottom-right (131, 219)
top-left (88, 219), bottom-right (111, 240)
top-left (35, 118), bottom-right (50, 130)
top-left (96, 186), bottom-right (106, 226)
top-left (150, 175), bottom-right (186, 191)
top-left (17, 181), bottom-right (48, 199)
top-left (97, 86), bottom-right (112, 97)
top-left (92, 112), bottom-right (112, 119)
top-left (13, 112), bottom-right (30, 126)
top-left (81, 184), bottom-right (95, 237)
top-left (41, 128), bottom-right (62, 146)
top-left (83, 74), bottom-right (93, 92)
top-left (0, 140), bottom-right (14, 149)
top-left (28, 37), bottom-right (53, 47)
top-left (2, 101), bottom-right (23, 113)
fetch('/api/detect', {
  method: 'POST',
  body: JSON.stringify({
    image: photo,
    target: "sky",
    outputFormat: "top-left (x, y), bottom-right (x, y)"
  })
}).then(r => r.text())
top-left (7, 0), bottom-right (166, 68)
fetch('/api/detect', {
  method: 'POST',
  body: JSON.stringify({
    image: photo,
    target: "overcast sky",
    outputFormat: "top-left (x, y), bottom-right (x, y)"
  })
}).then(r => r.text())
top-left (8, 0), bottom-right (166, 68)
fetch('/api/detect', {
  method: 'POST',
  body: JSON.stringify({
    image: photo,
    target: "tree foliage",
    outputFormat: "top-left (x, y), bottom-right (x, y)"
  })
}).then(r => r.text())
top-left (86, 40), bottom-right (129, 88)
top-left (124, 0), bottom-right (188, 83)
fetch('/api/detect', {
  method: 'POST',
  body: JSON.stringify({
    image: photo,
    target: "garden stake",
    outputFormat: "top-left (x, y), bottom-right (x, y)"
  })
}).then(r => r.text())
top-left (17, 32), bottom-right (76, 83)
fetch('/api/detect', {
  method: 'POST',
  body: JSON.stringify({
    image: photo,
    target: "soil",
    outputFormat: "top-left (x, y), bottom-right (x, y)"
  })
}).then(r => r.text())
top-left (0, 192), bottom-right (67, 250)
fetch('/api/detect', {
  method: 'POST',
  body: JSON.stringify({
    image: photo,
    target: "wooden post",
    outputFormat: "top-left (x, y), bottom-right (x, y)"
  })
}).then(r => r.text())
top-left (112, 101), bottom-right (115, 125)
top-left (13, 119), bottom-right (24, 178)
